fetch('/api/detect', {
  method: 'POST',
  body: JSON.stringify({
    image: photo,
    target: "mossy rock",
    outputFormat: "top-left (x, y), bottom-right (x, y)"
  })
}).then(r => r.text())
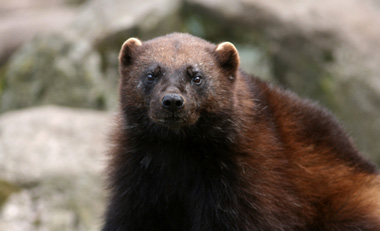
top-left (0, 34), bottom-right (108, 112)
top-left (0, 179), bottom-right (21, 208)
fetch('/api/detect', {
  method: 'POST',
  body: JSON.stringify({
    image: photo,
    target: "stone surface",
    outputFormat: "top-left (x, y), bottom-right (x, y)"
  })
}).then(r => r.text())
top-left (0, 106), bottom-right (110, 231)
top-left (1, 34), bottom-right (106, 112)
top-left (0, 0), bottom-right (182, 112)
top-left (0, 0), bottom-right (78, 65)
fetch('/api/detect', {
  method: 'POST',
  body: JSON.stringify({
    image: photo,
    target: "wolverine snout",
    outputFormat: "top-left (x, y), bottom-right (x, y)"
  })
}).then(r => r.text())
top-left (161, 94), bottom-right (185, 112)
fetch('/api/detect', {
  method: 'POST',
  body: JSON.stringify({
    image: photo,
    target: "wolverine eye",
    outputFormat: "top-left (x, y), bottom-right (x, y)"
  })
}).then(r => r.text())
top-left (146, 65), bottom-right (162, 83)
top-left (147, 73), bottom-right (156, 82)
top-left (192, 76), bottom-right (202, 85)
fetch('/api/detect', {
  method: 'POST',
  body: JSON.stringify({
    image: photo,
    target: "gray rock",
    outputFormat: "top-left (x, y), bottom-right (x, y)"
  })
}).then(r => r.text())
top-left (0, 0), bottom-right (79, 65)
top-left (70, 0), bottom-right (182, 43)
top-left (0, 0), bottom-right (182, 112)
top-left (0, 106), bottom-right (110, 231)
top-left (1, 34), bottom-right (106, 112)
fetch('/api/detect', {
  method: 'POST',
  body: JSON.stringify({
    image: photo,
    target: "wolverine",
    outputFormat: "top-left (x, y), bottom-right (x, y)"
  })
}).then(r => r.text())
top-left (102, 33), bottom-right (380, 231)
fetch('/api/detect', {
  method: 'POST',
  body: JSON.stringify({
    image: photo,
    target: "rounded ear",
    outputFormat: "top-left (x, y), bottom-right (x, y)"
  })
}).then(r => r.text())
top-left (214, 42), bottom-right (240, 77)
top-left (119, 37), bottom-right (143, 66)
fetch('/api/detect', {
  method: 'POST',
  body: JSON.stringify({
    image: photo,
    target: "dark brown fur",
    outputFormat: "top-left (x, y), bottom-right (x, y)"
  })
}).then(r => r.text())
top-left (103, 33), bottom-right (380, 231)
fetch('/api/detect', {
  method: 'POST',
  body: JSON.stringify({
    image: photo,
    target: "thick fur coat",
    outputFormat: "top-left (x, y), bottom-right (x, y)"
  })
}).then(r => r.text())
top-left (102, 33), bottom-right (380, 231)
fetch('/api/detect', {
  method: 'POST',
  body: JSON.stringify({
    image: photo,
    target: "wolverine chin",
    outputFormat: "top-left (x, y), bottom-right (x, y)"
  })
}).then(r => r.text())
top-left (149, 113), bottom-right (197, 129)
top-left (162, 120), bottom-right (187, 131)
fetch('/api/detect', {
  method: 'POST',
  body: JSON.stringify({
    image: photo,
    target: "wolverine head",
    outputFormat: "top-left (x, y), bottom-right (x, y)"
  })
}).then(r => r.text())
top-left (118, 33), bottom-right (240, 130)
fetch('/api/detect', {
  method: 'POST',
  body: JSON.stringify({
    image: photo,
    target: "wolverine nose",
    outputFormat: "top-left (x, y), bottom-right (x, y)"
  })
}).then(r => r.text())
top-left (162, 94), bottom-right (184, 111)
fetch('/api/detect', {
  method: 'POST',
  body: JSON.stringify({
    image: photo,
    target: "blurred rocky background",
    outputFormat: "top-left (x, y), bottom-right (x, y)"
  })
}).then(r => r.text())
top-left (0, 0), bottom-right (379, 230)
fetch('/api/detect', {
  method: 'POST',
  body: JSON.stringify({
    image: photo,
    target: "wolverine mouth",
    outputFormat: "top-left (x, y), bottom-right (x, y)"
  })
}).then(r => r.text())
top-left (156, 115), bottom-right (186, 126)
top-left (149, 111), bottom-right (189, 128)
top-left (148, 101), bottom-right (199, 128)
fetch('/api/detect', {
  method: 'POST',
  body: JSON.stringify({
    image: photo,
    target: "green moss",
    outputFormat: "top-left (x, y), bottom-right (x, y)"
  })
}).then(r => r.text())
top-left (0, 179), bottom-right (21, 208)
top-left (0, 64), bottom-right (7, 96)
top-left (181, 3), bottom-right (271, 46)
top-left (64, 0), bottom-right (88, 6)
top-left (322, 49), bottom-right (334, 63)
top-left (318, 73), bottom-right (339, 107)
top-left (95, 94), bottom-right (106, 109)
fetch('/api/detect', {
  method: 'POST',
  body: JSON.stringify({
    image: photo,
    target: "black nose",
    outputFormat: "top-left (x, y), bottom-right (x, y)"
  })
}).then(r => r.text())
top-left (162, 94), bottom-right (184, 111)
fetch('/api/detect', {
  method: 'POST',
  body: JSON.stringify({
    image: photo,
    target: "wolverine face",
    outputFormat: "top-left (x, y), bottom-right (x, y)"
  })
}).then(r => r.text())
top-left (118, 33), bottom-right (239, 130)
top-left (143, 63), bottom-right (207, 128)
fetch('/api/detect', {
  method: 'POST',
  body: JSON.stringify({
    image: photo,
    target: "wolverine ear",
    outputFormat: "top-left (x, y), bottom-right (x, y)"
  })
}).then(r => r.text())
top-left (214, 42), bottom-right (240, 77)
top-left (119, 37), bottom-right (143, 66)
